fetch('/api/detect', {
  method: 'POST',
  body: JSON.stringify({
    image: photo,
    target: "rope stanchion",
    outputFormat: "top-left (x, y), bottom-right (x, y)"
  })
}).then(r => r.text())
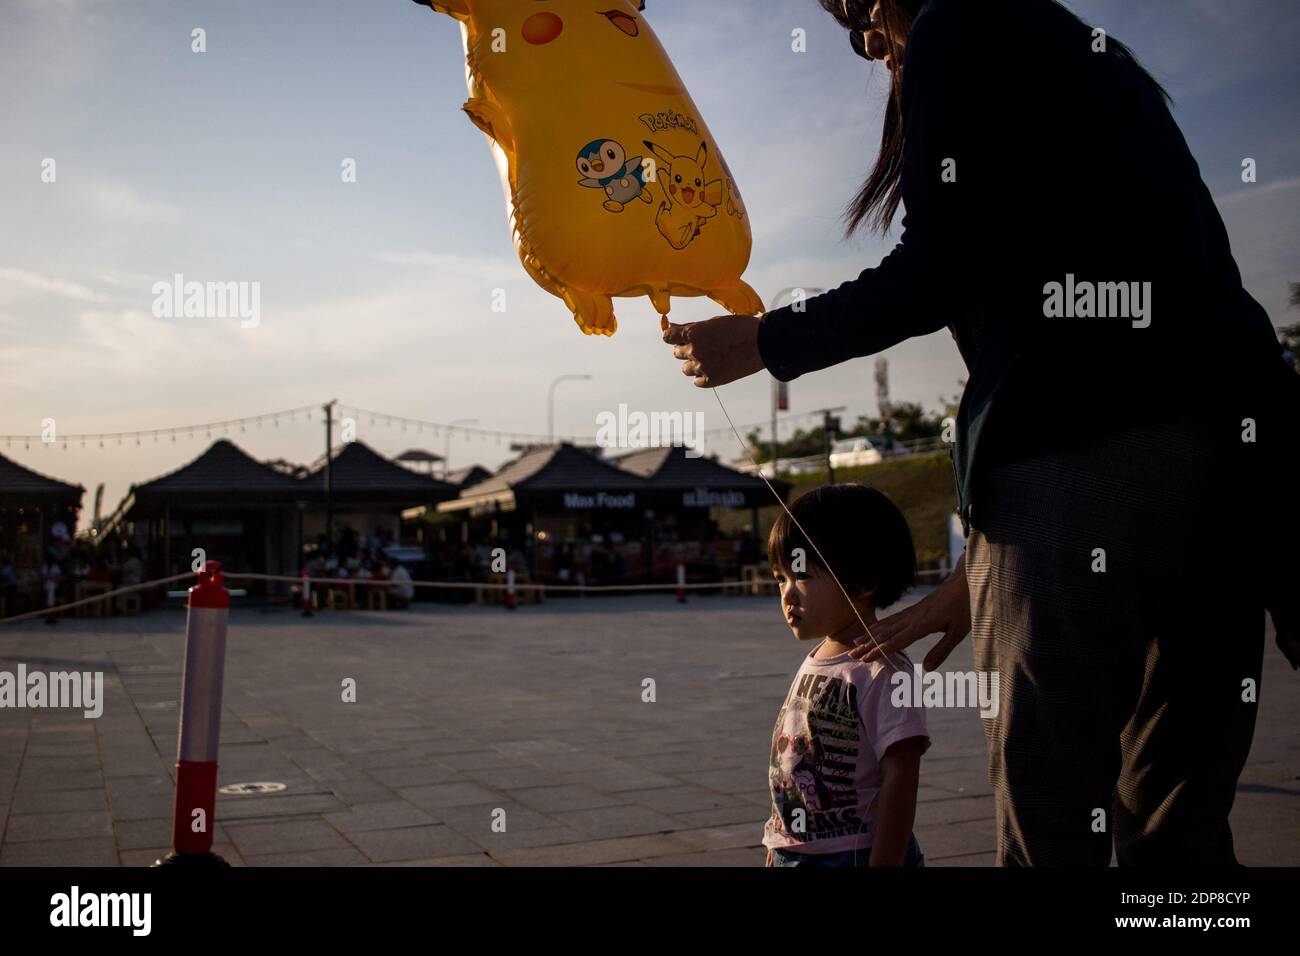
top-left (0, 572), bottom-right (196, 627)
top-left (300, 567), bottom-right (313, 618)
top-left (227, 571), bottom-right (776, 595)
top-left (154, 562), bottom-right (230, 868)
top-left (44, 574), bottom-right (58, 626)
top-left (0, 569), bottom-right (786, 628)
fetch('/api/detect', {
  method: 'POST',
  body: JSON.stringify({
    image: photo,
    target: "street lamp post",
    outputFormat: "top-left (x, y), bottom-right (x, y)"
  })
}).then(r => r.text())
top-left (323, 399), bottom-right (337, 552)
top-left (765, 289), bottom-right (823, 477)
top-left (548, 374), bottom-right (592, 446)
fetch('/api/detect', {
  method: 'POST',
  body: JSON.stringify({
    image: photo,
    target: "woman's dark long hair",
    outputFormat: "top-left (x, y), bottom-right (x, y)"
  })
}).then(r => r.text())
top-left (822, 0), bottom-right (1173, 236)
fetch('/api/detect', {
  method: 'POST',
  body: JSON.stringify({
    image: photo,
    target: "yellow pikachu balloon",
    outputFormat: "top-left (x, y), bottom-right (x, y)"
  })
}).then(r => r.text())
top-left (410, 0), bottom-right (764, 336)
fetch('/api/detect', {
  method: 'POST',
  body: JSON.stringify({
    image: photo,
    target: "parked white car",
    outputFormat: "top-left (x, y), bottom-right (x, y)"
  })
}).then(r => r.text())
top-left (829, 437), bottom-right (884, 469)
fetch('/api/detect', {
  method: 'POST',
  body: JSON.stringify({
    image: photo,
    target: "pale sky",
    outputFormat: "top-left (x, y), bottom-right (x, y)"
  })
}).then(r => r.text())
top-left (1, 0), bottom-right (1296, 520)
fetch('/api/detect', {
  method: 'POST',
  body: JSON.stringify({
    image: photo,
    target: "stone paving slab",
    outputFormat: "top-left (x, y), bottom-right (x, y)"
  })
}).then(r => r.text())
top-left (381, 852), bottom-right (499, 867)
top-left (1, 592), bottom-right (1295, 866)
top-left (222, 818), bottom-right (352, 856)
top-left (344, 824), bottom-right (481, 863)
top-left (6, 809), bottom-right (113, 843)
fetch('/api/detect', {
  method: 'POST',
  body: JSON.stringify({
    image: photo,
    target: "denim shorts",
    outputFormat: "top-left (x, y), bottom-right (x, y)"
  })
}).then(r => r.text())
top-left (769, 833), bottom-right (925, 868)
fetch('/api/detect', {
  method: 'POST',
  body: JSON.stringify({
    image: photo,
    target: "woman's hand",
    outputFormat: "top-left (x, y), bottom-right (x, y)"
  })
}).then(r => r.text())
top-left (850, 554), bottom-right (971, 670)
top-left (663, 314), bottom-right (765, 387)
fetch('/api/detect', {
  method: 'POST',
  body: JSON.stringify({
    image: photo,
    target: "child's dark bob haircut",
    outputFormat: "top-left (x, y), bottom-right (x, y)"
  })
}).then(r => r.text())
top-left (767, 484), bottom-right (916, 609)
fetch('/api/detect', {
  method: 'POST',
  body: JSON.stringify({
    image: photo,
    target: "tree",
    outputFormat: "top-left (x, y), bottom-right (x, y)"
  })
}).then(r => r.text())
top-left (1280, 283), bottom-right (1299, 372)
top-left (748, 379), bottom-right (967, 464)
top-left (265, 458), bottom-right (310, 479)
top-left (1280, 321), bottom-right (1300, 353)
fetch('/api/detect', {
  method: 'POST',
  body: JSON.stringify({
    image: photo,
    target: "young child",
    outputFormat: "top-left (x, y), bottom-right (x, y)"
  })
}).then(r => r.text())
top-left (762, 484), bottom-right (929, 867)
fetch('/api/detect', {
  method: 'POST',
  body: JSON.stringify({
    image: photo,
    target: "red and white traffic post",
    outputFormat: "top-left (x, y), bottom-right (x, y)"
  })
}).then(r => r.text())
top-left (155, 561), bottom-right (230, 867)
top-left (676, 561), bottom-right (687, 604)
top-left (505, 567), bottom-right (517, 611)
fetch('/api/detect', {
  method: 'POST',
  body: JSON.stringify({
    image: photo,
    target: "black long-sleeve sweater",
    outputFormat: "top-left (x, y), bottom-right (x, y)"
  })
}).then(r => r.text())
top-left (756, 0), bottom-right (1292, 535)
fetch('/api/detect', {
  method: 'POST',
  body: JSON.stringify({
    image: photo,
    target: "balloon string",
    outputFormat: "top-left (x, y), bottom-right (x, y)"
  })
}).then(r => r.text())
top-left (710, 385), bottom-right (906, 675)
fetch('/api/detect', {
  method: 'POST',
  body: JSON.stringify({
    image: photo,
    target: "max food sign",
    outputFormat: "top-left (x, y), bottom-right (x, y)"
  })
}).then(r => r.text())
top-left (564, 493), bottom-right (637, 510)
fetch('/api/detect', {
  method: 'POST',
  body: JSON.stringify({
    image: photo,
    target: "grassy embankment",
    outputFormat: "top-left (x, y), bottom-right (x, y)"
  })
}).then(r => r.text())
top-left (719, 451), bottom-right (959, 566)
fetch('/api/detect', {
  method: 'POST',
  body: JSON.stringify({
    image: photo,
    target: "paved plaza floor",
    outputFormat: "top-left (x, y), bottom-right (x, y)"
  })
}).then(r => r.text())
top-left (1, 591), bottom-right (1295, 866)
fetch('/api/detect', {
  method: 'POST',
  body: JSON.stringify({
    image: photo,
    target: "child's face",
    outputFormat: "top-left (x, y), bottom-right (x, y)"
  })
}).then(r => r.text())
top-left (773, 562), bottom-right (856, 642)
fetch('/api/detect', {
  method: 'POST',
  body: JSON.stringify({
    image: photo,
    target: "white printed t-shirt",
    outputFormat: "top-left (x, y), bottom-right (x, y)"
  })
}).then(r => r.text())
top-left (762, 643), bottom-right (930, 854)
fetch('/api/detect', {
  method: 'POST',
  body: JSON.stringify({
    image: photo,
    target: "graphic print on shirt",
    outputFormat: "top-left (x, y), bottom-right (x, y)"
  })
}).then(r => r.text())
top-left (768, 670), bottom-right (864, 843)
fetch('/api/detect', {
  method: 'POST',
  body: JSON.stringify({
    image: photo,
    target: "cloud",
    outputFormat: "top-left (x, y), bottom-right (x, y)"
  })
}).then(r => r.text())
top-left (370, 250), bottom-right (519, 282)
top-left (78, 179), bottom-right (183, 227)
top-left (1214, 175), bottom-right (1300, 208)
top-left (90, 268), bottom-right (165, 290)
top-left (0, 267), bottom-right (105, 305)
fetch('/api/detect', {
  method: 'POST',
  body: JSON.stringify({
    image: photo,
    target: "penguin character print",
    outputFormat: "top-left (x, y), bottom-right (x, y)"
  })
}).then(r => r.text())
top-left (575, 139), bottom-right (652, 213)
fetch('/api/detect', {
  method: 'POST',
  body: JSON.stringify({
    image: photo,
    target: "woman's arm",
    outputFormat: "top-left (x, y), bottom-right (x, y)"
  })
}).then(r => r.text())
top-left (665, 1), bottom-right (962, 388)
top-left (759, 1), bottom-right (961, 383)
top-left (869, 735), bottom-right (926, 867)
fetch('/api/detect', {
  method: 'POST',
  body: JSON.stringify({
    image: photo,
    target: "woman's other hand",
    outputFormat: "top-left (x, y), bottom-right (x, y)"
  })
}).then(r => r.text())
top-left (850, 554), bottom-right (972, 670)
top-left (664, 314), bottom-right (765, 387)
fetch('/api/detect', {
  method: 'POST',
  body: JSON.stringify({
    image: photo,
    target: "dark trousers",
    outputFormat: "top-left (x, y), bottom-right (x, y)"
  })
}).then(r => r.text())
top-left (966, 418), bottom-right (1266, 865)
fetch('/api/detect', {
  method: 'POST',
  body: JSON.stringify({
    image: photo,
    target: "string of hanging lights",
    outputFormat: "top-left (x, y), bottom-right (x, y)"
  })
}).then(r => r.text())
top-left (0, 401), bottom-right (839, 452)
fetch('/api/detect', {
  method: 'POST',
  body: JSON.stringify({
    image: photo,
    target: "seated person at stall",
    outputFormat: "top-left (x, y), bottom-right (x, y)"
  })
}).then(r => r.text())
top-left (388, 562), bottom-right (414, 609)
